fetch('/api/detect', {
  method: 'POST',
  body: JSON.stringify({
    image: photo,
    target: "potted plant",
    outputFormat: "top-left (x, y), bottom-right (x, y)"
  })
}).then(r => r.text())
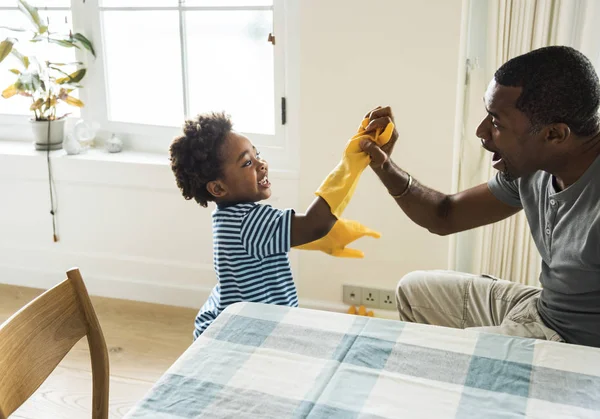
top-left (0, 0), bottom-right (95, 150)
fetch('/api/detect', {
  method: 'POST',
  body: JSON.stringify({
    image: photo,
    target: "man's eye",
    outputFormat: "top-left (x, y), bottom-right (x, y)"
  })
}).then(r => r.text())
top-left (491, 120), bottom-right (500, 128)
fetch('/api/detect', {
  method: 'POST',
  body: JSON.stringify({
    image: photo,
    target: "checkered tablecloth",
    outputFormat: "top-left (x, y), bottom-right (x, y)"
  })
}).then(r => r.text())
top-left (125, 302), bottom-right (600, 418)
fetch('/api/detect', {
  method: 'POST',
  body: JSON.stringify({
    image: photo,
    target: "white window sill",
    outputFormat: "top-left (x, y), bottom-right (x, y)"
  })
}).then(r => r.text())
top-left (0, 140), bottom-right (299, 191)
top-left (0, 139), bottom-right (170, 166)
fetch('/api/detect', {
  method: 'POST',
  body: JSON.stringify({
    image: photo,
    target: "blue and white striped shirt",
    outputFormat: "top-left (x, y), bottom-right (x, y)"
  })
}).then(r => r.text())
top-left (194, 202), bottom-right (298, 339)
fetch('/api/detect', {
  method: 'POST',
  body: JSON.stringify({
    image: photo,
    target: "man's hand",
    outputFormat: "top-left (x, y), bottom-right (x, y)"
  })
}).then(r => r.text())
top-left (361, 106), bottom-right (398, 168)
top-left (359, 138), bottom-right (389, 170)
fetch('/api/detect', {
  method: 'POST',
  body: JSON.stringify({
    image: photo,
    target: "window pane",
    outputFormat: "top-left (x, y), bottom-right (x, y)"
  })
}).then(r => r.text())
top-left (102, 11), bottom-right (184, 126)
top-left (0, 1), bottom-right (70, 7)
top-left (0, 10), bottom-right (77, 118)
top-left (100, 0), bottom-right (178, 8)
top-left (185, 10), bottom-right (274, 134)
top-left (100, 0), bottom-right (272, 6)
top-left (184, 1), bottom-right (273, 6)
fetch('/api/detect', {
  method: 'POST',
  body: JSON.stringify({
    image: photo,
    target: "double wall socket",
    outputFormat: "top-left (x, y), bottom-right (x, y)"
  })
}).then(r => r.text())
top-left (343, 285), bottom-right (396, 310)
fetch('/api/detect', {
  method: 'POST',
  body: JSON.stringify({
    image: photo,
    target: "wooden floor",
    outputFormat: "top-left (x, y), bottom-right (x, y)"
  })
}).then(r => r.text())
top-left (0, 283), bottom-right (198, 418)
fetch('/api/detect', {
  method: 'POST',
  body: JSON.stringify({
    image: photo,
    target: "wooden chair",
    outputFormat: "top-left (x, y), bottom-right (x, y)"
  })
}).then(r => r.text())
top-left (0, 268), bottom-right (109, 419)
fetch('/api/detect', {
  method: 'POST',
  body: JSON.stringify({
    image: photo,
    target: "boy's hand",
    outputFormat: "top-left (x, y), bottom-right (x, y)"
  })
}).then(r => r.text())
top-left (293, 218), bottom-right (380, 258)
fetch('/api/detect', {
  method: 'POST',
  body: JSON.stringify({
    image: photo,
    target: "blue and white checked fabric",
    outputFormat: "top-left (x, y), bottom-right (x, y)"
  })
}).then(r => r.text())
top-left (126, 303), bottom-right (600, 418)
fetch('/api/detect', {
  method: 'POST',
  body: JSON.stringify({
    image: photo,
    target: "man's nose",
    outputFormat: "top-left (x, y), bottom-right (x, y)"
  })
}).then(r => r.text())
top-left (476, 116), bottom-right (491, 141)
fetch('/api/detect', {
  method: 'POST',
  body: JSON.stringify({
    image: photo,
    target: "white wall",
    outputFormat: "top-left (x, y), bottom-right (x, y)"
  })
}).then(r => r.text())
top-left (294, 0), bottom-right (465, 306)
top-left (0, 0), bottom-right (465, 315)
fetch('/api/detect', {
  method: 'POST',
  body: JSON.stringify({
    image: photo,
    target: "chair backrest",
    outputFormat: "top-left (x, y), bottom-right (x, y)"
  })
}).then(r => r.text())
top-left (0, 268), bottom-right (109, 419)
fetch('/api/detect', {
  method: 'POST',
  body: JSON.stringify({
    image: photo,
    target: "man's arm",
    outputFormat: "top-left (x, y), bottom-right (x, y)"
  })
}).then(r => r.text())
top-left (359, 106), bottom-right (520, 235)
top-left (366, 155), bottom-right (520, 235)
top-left (291, 197), bottom-right (337, 246)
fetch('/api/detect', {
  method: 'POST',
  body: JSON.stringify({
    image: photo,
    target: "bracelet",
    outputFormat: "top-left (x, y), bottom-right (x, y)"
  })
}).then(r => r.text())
top-left (390, 174), bottom-right (413, 199)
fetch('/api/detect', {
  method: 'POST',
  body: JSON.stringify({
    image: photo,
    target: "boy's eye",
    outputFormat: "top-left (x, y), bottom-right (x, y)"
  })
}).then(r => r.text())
top-left (256, 151), bottom-right (261, 159)
top-left (243, 160), bottom-right (252, 167)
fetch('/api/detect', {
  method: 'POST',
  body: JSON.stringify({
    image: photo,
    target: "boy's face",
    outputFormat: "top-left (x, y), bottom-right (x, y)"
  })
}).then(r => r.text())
top-left (209, 131), bottom-right (271, 203)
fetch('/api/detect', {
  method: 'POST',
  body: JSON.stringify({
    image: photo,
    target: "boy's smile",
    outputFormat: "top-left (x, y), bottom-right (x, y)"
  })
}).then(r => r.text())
top-left (258, 174), bottom-right (270, 188)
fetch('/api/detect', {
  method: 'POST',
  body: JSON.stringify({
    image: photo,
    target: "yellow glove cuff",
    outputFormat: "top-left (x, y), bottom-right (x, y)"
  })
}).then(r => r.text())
top-left (316, 119), bottom-right (395, 218)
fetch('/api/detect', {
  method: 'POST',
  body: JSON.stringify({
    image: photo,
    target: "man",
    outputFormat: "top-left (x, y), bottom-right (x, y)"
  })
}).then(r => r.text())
top-left (360, 46), bottom-right (600, 347)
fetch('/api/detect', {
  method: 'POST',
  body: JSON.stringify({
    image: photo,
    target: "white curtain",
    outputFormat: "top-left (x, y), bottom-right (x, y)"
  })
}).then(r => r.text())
top-left (455, 0), bottom-right (591, 286)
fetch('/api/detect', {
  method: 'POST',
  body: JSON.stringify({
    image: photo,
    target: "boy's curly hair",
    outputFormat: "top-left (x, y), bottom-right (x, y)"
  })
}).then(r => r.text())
top-left (170, 112), bottom-right (233, 207)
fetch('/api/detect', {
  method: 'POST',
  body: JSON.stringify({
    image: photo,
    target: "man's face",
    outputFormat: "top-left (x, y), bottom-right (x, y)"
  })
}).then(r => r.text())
top-left (476, 80), bottom-right (546, 181)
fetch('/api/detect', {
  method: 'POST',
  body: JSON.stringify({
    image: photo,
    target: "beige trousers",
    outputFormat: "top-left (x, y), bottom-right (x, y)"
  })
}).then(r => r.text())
top-left (396, 270), bottom-right (564, 342)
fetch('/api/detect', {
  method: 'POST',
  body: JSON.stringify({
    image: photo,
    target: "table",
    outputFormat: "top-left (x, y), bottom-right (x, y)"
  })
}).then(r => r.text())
top-left (125, 302), bottom-right (600, 418)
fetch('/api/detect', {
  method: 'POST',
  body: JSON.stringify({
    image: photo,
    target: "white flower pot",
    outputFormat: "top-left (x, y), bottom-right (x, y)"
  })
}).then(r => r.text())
top-left (31, 118), bottom-right (66, 151)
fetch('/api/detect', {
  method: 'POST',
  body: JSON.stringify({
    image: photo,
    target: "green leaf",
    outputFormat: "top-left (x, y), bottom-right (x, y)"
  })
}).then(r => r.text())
top-left (0, 26), bottom-right (27, 32)
top-left (31, 73), bottom-right (41, 91)
top-left (47, 38), bottom-right (79, 49)
top-left (56, 68), bottom-right (86, 84)
top-left (0, 38), bottom-right (15, 64)
top-left (29, 56), bottom-right (40, 72)
top-left (17, 0), bottom-right (44, 33)
top-left (11, 49), bottom-right (30, 68)
top-left (16, 71), bottom-right (42, 93)
top-left (72, 33), bottom-right (96, 58)
top-left (1, 84), bottom-right (18, 99)
top-left (47, 61), bottom-right (83, 66)
top-left (48, 65), bottom-right (71, 76)
top-left (9, 69), bottom-right (21, 75)
top-left (30, 98), bottom-right (43, 111)
top-left (58, 83), bottom-right (83, 90)
top-left (42, 96), bottom-right (55, 113)
top-left (63, 95), bottom-right (84, 108)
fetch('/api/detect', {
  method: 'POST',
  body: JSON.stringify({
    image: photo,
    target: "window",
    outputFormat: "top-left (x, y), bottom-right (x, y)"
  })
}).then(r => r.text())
top-left (0, 0), bottom-right (287, 158)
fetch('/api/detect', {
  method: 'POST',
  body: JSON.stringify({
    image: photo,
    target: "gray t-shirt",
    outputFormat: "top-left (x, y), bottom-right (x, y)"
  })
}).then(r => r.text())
top-left (488, 155), bottom-right (600, 347)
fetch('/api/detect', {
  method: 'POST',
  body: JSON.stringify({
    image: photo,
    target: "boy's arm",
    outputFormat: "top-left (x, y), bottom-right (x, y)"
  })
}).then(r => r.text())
top-left (291, 197), bottom-right (337, 247)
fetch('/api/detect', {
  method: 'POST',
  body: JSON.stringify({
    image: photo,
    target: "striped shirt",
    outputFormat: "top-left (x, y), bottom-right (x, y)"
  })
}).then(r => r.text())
top-left (194, 202), bottom-right (298, 339)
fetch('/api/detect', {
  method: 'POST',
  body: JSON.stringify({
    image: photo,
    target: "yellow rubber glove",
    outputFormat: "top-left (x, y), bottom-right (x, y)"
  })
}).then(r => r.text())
top-left (294, 218), bottom-right (381, 258)
top-left (316, 118), bottom-right (395, 218)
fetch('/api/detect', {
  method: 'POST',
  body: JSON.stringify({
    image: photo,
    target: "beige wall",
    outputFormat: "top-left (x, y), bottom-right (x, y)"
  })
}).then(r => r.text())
top-left (0, 0), bottom-right (466, 314)
top-left (294, 0), bottom-right (465, 306)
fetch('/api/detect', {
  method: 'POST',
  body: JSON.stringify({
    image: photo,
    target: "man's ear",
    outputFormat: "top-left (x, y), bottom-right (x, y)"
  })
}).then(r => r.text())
top-left (546, 123), bottom-right (571, 145)
top-left (206, 180), bottom-right (227, 198)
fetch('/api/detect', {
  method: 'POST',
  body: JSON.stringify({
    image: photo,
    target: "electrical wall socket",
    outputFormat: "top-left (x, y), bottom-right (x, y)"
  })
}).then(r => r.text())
top-left (379, 289), bottom-right (395, 310)
top-left (342, 285), bottom-right (362, 306)
top-left (361, 288), bottom-right (380, 307)
top-left (343, 285), bottom-right (396, 310)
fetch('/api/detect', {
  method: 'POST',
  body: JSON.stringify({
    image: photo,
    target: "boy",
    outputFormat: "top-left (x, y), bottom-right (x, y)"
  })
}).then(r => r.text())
top-left (170, 112), bottom-right (383, 338)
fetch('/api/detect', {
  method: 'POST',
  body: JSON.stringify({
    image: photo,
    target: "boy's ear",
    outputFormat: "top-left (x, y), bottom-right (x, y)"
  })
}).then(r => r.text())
top-left (207, 180), bottom-right (227, 198)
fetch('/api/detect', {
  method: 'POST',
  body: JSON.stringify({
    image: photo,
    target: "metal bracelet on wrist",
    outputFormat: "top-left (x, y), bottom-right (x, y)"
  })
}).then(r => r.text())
top-left (390, 174), bottom-right (413, 199)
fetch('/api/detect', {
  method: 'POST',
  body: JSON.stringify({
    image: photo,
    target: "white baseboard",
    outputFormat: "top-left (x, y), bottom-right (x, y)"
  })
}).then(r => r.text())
top-left (300, 299), bottom-right (400, 320)
top-left (0, 263), bottom-right (210, 308)
top-left (0, 263), bottom-right (400, 320)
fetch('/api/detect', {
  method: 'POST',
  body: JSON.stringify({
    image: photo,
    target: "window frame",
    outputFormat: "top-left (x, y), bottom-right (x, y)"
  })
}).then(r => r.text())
top-left (0, 0), bottom-right (291, 169)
